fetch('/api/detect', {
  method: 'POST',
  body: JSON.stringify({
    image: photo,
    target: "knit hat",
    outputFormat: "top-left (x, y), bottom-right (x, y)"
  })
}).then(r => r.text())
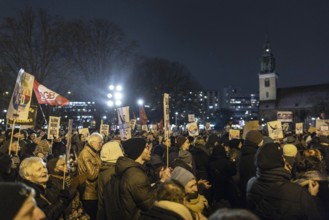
top-left (255, 142), bottom-right (284, 171)
top-left (0, 182), bottom-right (33, 219)
top-left (170, 166), bottom-right (195, 186)
top-left (179, 149), bottom-right (193, 165)
top-left (245, 130), bottom-right (263, 145)
top-left (47, 157), bottom-right (60, 174)
top-left (284, 136), bottom-right (296, 144)
top-left (101, 141), bottom-right (124, 163)
top-left (176, 136), bottom-right (187, 148)
top-left (283, 144), bottom-right (298, 157)
top-left (122, 138), bottom-right (146, 160)
top-left (283, 144), bottom-right (298, 166)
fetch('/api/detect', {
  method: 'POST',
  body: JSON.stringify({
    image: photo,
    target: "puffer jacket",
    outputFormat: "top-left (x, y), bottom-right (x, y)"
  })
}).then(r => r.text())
top-left (104, 156), bottom-right (155, 220)
top-left (247, 167), bottom-right (323, 220)
top-left (77, 144), bottom-right (101, 200)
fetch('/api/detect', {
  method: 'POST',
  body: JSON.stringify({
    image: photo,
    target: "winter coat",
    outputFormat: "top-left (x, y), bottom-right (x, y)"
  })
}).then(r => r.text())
top-left (140, 201), bottom-right (193, 220)
top-left (98, 162), bottom-right (116, 201)
top-left (192, 144), bottom-right (210, 180)
top-left (238, 140), bottom-right (259, 199)
top-left (103, 156), bottom-right (155, 220)
top-left (77, 144), bottom-right (102, 200)
top-left (209, 148), bottom-right (239, 207)
top-left (21, 179), bottom-right (67, 220)
top-left (247, 167), bottom-right (323, 220)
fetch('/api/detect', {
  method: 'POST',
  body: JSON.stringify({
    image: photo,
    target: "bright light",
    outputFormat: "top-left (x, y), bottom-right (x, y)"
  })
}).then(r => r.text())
top-left (103, 116), bottom-right (107, 119)
top-left (115, 100), bottom-right (122, 106)
top-left (114, 92), bottom-right (123, 100)
top-left (137, 99), bottom-right (144, 106)
top-left (116, 85), bottom-right (122, 91)
top-left (3, 109), bottom-right (7, 113)
top-left (137, 117), bottom-right (140, 121)
top-left (107, 93), bottom-right (113, 99)
top-left (67, 91), bottom-right (71, 94)
top-left (175, 112), bottom-right (178, 115)
top-left (107, 100), bottom-right (114, 107)
top-left (109, 85), bottom-right (115, 90)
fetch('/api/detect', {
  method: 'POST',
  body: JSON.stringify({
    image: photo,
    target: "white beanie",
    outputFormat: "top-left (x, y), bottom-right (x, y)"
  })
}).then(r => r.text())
top-left (100, 141), bottom-right (124, 163)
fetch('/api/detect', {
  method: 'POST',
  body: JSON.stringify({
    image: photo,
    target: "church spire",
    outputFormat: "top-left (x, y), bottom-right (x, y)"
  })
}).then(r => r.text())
top-left (260, 37), bottom-right (276, 74)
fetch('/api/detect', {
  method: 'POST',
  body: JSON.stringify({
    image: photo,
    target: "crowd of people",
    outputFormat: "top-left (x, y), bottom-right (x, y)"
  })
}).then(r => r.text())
top-left (0, 123), bottom-right (329, 220)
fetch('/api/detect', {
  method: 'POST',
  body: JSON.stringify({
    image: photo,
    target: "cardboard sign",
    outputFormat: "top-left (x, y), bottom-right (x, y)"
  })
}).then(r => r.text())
top-left (187, 122), bottom-right (199, 137)
top-left (188, 114), bottom-right (195, 122)
top-left (229, 129), bottom-right (240, 140)
top-left (163, 93), bottom-right (170, 140)
top-left (277, 111), bottom-right (293, 122)
top-left (117, 106), bottom-right (131, 140)
top-left (47, 116), bottom-right (61, 139)
top-left (242, 120), bottom-right (259, 139)
top-left (316, 120), bottom-right (329, 136)
top-left (295, 123), bottom-right (303, 135)
top-left (100, 124), bottom-right (109, 136)
top-left (267, 120), bottom-right (284, 140)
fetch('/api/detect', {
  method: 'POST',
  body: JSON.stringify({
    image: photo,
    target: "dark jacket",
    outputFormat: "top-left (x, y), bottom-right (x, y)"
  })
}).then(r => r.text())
top-left (238, 140), bottom-right (259, 198)
top-left (103, 156), bottom-right (155, 220)
top-left (191, 144), bottom-right (210, 180)
top-left (209, 146), bottom-right (239, 207)
top-left (247, 168), bottom-right (322, 220)
top-left (22, 179), bottom-right (67, 220)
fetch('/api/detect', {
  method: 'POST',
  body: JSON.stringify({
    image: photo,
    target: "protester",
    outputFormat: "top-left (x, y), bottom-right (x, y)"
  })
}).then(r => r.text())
top-left (247, 142), bottom-right (322, 219)
top-left (77, 132), bottom-right (103, 220)
top-left (0, 182), bottom-right (46, 220)
top-left (170, 166), bottom-right (209, 218)
top-left (102, 138), bottom-right (157, 220)
top-left (19, 157), bottom-right (75, 220)
top-left (140, 180), bottom-right (194, 220)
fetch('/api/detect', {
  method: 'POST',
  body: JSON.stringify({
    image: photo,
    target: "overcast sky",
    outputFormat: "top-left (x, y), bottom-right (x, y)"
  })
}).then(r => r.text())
top-left (1, 0), bottom-right (329, 91)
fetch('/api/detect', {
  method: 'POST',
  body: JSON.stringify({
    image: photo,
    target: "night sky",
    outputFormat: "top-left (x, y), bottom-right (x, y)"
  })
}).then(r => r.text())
top-left (1, 0), bottom-right (329, 92)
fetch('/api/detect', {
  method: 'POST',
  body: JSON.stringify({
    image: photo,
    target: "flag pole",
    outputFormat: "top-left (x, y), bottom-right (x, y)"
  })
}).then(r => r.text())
top-left (8, 119), bottom-right (16, 155)
top-left (38, 104), bottom-right (48, 126)
top-left (16, 124), bottom-right (21, 156)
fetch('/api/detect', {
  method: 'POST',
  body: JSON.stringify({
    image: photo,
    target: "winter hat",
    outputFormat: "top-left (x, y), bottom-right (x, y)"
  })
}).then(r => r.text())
top-left (207, 134), bottom-right (219, 146)
top-left (284, 136), bottom-right (296, 144)
top-left (101, 141), bottom-right (124, 163)
top-left (245, 130), bottom-right (263, 145)
top-left (229, 139), bottom-right (241, 149)
top-left (122, 138), bottom-right (146, 160)
top-left (179, 149), bottom-right (193, 165)
top-left (152, 144), bottom-right (165, 157)
top-left (176, 136), bottom-right (187, 148)
top-left (0, 182), bottom-right (33, 220)
top-left (283, 144), bottom-right (298, 166)
top-left (283, 144), bottom-right (298, 157)
top-left (170, 166), bottom-right (195, 186)
top-left (47, 157), bottom-right (60, 174)
top-left (255, 142), bottom-right (284, 171)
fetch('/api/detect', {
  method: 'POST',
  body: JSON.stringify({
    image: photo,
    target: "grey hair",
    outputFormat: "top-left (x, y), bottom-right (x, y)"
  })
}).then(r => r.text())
top-left (19, 157), bottom-right (45, 179)
top-left (87, 132), bottom-right (103, 145)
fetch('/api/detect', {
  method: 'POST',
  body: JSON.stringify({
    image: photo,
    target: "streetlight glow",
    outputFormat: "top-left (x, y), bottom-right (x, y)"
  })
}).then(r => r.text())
top-left (115, 100), bottom-right (122, 106)
top-left (107, 93), bottom-right (113, 98)
top-left (137, 99), bottom-right (144, 106)
top-left (114, 92), bottom-right (123, 100)
top-left (109, 85), bottom-right (115, 90)
top-left (116, 85), bottom-right (122, 91)
top-left (107, 100), bottom-right (114, 107)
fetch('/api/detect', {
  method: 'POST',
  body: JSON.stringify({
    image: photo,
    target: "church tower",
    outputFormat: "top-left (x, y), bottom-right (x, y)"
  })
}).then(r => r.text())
top-left (259, 37), bottom-right (278, 101)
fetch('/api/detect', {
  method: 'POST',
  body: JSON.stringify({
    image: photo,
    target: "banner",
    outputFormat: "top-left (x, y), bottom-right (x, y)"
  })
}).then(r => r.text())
top-left (229, 129), bottom-right (240, 140)
top-left (163, 93), bottom-right (170, 140)
top-left (139, 106), bottom-right (148, 126)
top-left (188, 114), bottom-right (195, 122)
top-left (295, 123), bottom-right (303, 135)
top-left (242, 120), bottom-right (259, 139)
top-left (7, 105), bottom-right (37, 129)
top-left (206, 122), bottom-right (211, 131)
top-left (117, 106), bottom-right (131, 140)
top-left (267, 120), bottom-right (284, 140)
top-left (316, 119), bottom-right (329, 136)
top-left (187, 122), bottom-right (199, 137)
top-left (48, 116), bottom-right (61, 139)
top-left (277, 111), bottom-right (293, 122)
top-left (100, 124), bottom-right (109, 136)
top-left (6, 69), bottom-right (34, 121)
top-left (33, 80), bottom-right (70, 106)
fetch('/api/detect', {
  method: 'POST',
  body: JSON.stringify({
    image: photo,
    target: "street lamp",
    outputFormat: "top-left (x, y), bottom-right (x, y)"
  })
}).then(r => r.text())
top-left (175, 112), bottom-right (178, 125)
top-left (137, 99), bottom-right (144, 106)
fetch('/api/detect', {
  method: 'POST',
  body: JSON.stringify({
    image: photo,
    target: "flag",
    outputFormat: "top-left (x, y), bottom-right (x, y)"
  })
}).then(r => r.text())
top-left (6, 69), bottom-right (35, 121)
top-left (117, 106), bottom-right (131, 140)
top-left (139, 106), bottom-right (148, 125)
top-left (33, 80), bottom-right (70, 106)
